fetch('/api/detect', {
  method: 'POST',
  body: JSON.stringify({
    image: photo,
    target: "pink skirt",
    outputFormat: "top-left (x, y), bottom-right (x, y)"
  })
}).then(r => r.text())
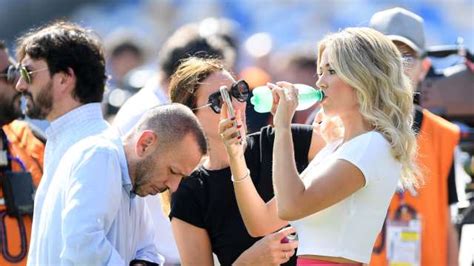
top-left (297, 258), bottom-right (362, 266)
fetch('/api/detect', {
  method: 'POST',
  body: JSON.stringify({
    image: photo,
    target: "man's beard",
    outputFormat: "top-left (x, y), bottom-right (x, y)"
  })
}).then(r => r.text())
top-left (23, 80), bottom-right (53, 119)
top-left (132, 154), bottom-right (160, 196)
top-left (0, 92), bottom-right (23, 125)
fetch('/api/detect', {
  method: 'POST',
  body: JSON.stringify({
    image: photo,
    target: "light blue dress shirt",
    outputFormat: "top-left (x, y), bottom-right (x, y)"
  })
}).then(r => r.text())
top-left (27, 104), bottom-right (162, 265)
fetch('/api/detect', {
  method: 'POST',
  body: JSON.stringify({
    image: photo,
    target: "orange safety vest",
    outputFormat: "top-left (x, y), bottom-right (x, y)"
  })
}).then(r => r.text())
top-left (370, 109), bottom-right (460, 266)
top-left (0, 120), bottom-right (44, 265)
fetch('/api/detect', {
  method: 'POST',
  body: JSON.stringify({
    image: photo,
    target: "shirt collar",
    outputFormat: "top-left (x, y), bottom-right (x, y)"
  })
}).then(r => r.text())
top-left (114, 130), bottom-right (135, 199)
top-left (45, 103), bottom-right (104, 139)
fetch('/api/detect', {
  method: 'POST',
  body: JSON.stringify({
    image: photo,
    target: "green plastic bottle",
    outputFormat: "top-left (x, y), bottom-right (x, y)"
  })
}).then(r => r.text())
top-left (250, 84), bottom-right (325, 113)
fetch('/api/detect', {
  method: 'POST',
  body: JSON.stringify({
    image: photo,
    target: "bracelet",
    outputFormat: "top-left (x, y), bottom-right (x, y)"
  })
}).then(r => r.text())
top-left (231, 170), bottom-right (250, 183)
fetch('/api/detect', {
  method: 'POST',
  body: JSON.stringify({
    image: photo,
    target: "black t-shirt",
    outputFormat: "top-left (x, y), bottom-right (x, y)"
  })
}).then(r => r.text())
top-left (170, 124), bottom-right (313, 266)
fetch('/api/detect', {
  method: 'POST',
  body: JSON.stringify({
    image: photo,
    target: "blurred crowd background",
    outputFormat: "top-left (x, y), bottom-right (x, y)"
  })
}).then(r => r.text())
top-left (2, 0), bottom-right (472, 124)
top-left (2, 0), bottom-right (473, 53)
top-left (1, 0), bottom-right (472, 71)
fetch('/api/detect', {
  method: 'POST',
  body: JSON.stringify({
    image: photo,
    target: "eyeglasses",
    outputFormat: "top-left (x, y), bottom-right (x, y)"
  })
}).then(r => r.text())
top-left (18, 65), bottom-right (49, 84)
top-left (193, 80), bottom-right (250, 114)
top-left (0, 65), bottom-right (20, 84)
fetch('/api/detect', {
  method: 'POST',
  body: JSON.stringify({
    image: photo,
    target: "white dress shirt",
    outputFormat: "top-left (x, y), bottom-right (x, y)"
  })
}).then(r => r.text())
top-left (113, 76), bottom-right (169, 136)
top-left (113, 80), bottom-right (181, 264)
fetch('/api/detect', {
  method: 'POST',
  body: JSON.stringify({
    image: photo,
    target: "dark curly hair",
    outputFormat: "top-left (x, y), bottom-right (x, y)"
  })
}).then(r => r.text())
top-left (16, 21), bottom-right (107, 103)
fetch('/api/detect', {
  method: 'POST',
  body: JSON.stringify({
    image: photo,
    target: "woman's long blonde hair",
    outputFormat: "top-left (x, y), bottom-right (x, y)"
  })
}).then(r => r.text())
top-left (317, 27), bottom-right (420, 187)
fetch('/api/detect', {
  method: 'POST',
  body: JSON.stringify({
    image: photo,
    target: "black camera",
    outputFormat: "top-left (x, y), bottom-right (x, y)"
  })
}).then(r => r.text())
top-left (421, 42), bottom-right (474, 180)
top-left (421, 43), bottom-right (474, 128)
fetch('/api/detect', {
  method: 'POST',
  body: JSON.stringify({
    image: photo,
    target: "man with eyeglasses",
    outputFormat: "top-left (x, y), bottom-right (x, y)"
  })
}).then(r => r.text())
top-left (14, 22), bottom-right (170, 265)
top-left (0, 41), bottom-right (45, 266)
top-left (369, 7), bottom-right (460, 266)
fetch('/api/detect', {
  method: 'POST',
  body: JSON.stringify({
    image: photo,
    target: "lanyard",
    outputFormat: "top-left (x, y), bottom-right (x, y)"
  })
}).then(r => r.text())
top-left (7, 155), bottom-right (27, 172)
top-left (0, 210), bottom-right (27, 262)
top-left (395, 185), bottom-right (419, 221)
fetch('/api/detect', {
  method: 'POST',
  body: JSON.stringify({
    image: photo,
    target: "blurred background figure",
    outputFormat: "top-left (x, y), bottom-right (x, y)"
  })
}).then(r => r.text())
top-left (198, 17), bottom-right (241, 72)
top-left (239, 32), bottom-right (275, 133)
top-left (102, 29), bottom-right (149, 119)
top-left (270, 45), bottom-right (319, 124)
top-left (105, 29), bottom-right (147, 88)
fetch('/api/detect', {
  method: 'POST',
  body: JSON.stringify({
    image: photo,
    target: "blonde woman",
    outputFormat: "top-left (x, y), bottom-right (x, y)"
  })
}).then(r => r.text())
top-left (219, 27), bottom-right (419, 265)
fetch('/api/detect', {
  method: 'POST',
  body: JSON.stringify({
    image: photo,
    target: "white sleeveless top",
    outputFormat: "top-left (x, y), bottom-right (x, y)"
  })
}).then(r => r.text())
top-left (291, 131), bottom-right (400, 263)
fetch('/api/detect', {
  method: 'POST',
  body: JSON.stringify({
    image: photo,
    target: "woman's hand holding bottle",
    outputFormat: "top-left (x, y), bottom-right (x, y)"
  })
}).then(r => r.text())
top-left (268, 81), bottom-right (299, 129)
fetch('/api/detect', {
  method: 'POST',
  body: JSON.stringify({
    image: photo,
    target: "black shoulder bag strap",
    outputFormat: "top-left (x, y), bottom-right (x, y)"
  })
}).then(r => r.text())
top-left (0, 128), bottom-right (28, 263)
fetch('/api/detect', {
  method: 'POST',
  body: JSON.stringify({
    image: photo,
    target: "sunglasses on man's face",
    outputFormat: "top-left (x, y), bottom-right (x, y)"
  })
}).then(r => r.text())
top-left (18, 65), bottom-right (49, 84)
top-left (0, 65), bottom-right (20, 84)
top-left (193, 80), bottom-right (250, 114)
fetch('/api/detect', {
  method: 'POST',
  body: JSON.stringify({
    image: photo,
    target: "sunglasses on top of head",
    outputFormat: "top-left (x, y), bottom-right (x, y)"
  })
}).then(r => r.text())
top-left (193, 79), bottom-right (250, 114)
top-left (0, 65), bottom-right (20, 84)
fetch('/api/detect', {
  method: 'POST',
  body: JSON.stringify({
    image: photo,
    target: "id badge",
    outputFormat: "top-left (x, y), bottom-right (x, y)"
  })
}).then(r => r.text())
top-left (386, 218), bottom-right (421, 266)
